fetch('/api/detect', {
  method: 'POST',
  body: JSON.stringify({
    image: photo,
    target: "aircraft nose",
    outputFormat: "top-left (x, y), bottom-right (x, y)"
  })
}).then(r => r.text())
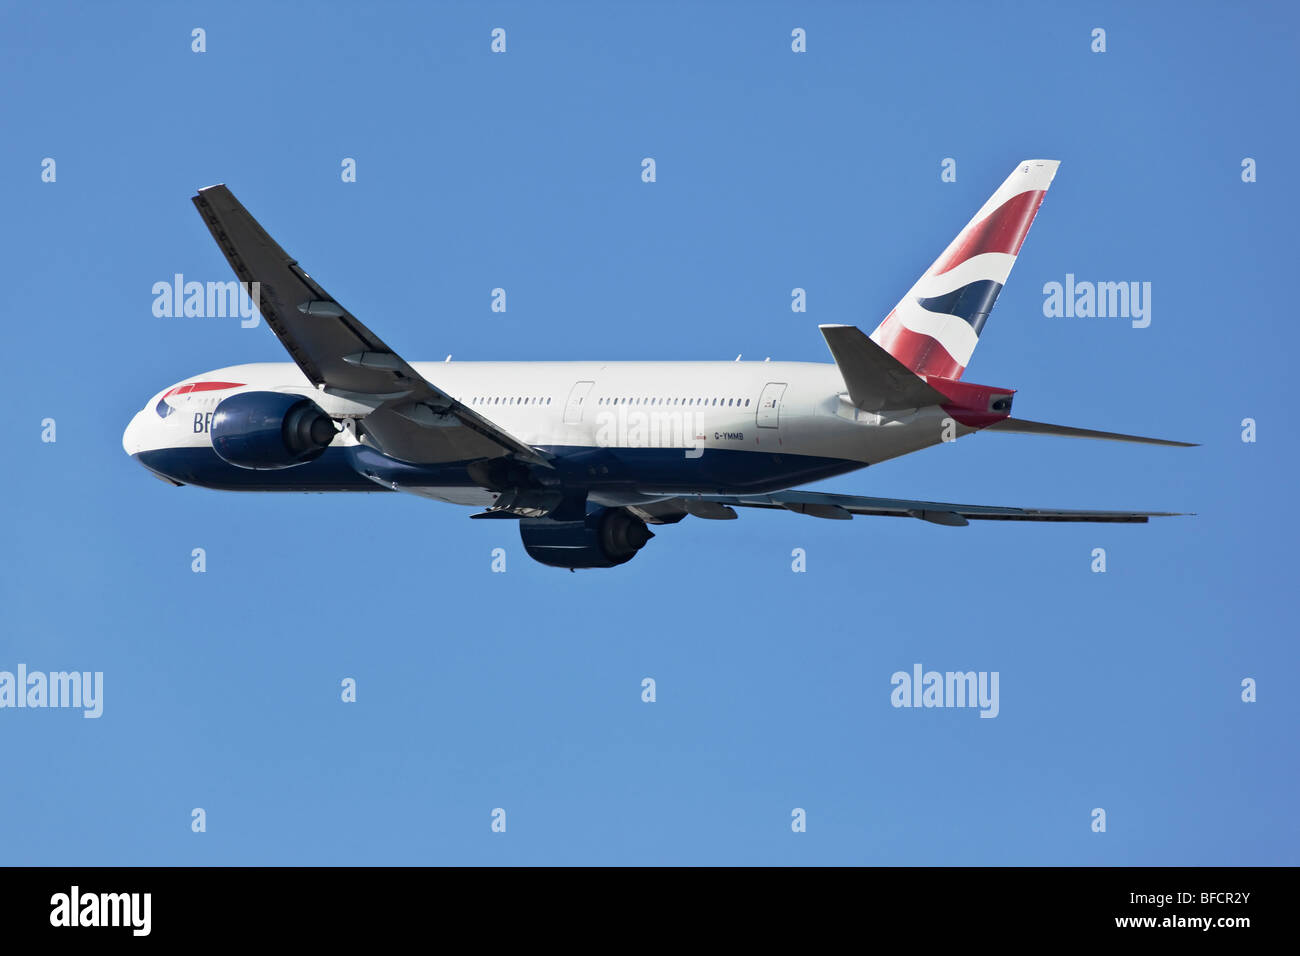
top-left (122, 407), bottom-right (149, 457)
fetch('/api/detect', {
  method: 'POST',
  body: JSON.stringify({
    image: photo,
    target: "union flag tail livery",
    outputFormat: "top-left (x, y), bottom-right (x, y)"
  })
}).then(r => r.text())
top-left (871, 159), bottom-right (1060, 381)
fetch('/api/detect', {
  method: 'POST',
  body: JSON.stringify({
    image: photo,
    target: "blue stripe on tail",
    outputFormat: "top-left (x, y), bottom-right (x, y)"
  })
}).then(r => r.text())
top-left (916, 279), bottom-right (1003, 335)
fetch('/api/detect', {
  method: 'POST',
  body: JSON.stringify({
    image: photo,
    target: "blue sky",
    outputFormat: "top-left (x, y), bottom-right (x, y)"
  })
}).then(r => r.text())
top-left (1, 0), bottom-right (1295, 865)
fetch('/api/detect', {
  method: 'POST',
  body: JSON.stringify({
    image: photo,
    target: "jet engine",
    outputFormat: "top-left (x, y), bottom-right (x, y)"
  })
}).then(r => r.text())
top-left (519, 507), bottom-right (654, 569)
top-left (210, 391), bottom-right (336, 470)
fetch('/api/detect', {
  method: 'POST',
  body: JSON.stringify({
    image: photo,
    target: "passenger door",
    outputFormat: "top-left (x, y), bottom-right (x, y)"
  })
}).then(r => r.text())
top-left (756, 382), bottom-right (787, 428)
top-left (563, 381), bottom-right (595, 425)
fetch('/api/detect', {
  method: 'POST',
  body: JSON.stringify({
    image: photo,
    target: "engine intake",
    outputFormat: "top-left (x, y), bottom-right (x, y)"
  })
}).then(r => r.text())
top-left (520, 507), bottom-right (654, 569)
top-left (211, 391), bottom-right (336, 470)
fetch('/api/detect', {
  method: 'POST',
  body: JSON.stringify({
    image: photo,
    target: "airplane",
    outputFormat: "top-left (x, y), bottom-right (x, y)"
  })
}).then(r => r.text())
top-left (123, 159), bottom-right (1193, 569)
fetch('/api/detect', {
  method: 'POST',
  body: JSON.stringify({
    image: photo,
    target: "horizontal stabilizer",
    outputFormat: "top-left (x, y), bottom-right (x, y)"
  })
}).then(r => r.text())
top-left (985, 417), bottom-right (1197, 447)
top-left (819, 324), bottom-right (950, 411)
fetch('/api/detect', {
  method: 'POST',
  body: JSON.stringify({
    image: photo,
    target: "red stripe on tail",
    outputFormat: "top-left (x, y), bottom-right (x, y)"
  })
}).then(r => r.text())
top-left (933, 189), bottom-right (1045, 275)
top-left (872, 311), bottom-right (966, 381)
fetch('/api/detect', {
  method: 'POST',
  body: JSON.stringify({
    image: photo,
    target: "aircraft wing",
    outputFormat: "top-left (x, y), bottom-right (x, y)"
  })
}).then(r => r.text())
top-left (191, 185), bottom-right (550, 467)
top-left (683, 489), bottom-right (1187, 524)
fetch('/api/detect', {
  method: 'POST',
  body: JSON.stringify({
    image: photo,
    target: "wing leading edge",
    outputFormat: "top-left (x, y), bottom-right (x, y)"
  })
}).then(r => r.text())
top-left (191, 184), bottom-right (550, 468)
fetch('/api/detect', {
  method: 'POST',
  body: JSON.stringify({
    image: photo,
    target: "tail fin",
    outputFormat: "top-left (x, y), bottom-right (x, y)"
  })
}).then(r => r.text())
top-left (870, 159), bottom-right (1060, 380)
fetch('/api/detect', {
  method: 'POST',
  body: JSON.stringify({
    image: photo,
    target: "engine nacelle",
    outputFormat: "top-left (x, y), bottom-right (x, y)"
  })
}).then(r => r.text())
top-left (211, 391), bottom-right (336, 470)
top-left (519, 507), bottom-right (654, 569)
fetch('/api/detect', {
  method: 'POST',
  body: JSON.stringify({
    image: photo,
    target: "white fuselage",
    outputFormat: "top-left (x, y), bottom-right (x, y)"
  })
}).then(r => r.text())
top-left (123, 360), bottom-right (969, 506)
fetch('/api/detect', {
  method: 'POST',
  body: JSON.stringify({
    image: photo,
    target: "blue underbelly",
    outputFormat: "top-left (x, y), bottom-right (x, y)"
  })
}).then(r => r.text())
top-left (134, 447), bottom-right (390, 491)
top-left (541, 445), bottom-right (862, 493)
top-left (132, 444), bottom-right (862, 494)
